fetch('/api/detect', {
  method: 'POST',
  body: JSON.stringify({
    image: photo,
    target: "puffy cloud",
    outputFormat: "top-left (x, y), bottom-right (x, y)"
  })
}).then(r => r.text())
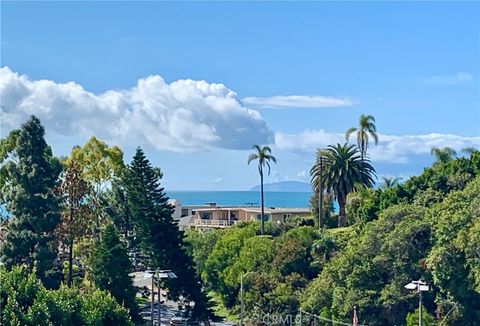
top-left (0, 67), bottom-right (273, 152)
top-left (419, 72), bottom-right (474, 86)
top-left (274, 129), bottom-right (480, 164)
top-left (242, 95), bottom-right (356, 109)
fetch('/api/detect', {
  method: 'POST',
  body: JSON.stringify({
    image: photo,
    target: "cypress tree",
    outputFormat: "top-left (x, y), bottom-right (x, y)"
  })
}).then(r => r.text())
top-left (125, 147), bottom-right (212, 320)
top-left (0, 116), bottom-right (62, 287)
top-left (91, 223), bottom-right (139, 320)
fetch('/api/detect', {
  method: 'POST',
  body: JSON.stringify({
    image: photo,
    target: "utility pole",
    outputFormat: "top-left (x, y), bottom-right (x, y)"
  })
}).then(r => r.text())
top-left (158, 270), bottom-right (161, 326)
top-left (404, 279), bottom-right (429, 326)
top-left (151, 274), bottom-right (154, 326)
top-left (418, 285), bottom-right (422, 326)
top-left (240, 274), bottom-right (245, 326)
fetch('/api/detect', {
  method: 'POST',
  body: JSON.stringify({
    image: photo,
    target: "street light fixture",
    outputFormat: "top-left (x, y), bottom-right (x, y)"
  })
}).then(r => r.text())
top-left (240, 271), bottom-right (255, 326)
top-left (134, 269), bottom-right (177, 326)
top-left (404, 280), bottom-right (429, 326)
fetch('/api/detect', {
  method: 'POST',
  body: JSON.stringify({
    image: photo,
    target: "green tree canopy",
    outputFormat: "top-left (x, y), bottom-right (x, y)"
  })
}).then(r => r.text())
top-left (0, 265), bottom-right (133, 326)
top-left (91, 223), bottom-right (139, 320)
top-left (0, 116), bottom-right (62, 287)
top-left (69, 136), bottom-right (124, 234)
top-left (311, 143), bottom-right (376, 227)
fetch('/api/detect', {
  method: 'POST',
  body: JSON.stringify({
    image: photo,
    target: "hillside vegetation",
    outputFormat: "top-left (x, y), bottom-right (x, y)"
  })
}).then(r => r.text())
top-left (186, 152), bottom-right (480, 325)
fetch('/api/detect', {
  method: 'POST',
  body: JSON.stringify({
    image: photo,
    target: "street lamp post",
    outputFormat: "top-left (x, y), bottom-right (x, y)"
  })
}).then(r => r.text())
top-left (153, 270), bottom-right (177, 326)
top-left (240, 271), bottom-right (254, 326)
top-left (137, 270), bottom-right (177, 326)
top-left (404, 280), bottom-right (429, 326)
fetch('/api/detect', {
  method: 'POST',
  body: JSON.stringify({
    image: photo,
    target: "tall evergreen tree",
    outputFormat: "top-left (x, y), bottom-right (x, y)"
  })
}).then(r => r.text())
top-left (91, 223), bottom-right (139, 320)
top-left (0, 116), bottom-right (62, 287)
top-left (125, 147), bottom-right (212, 320)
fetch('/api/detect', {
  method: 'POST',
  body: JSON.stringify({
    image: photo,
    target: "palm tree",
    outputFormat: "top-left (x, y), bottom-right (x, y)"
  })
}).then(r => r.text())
top-left (311, 143), bottom-right (376, 227)
top-left (382, 176), bottom-right (402, 189)
top-left (248, 145), bottom-right (277, 235)
top-left (345, 114), bottom-right (378, 160)
top-left (430, 147), bottom-right (457, 163)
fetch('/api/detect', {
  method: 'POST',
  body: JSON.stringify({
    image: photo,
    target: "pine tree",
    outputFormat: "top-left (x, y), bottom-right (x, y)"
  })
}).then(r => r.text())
top-left (0, 116), bottom-right (62, 287)
top-left (91, 223), bottom-right (139, 320)
top-left (125, 147), bottom-right (212, 320)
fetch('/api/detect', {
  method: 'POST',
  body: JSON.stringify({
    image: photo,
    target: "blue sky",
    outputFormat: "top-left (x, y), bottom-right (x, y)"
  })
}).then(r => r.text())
top-left (1, 1), bottom-right (479, 190)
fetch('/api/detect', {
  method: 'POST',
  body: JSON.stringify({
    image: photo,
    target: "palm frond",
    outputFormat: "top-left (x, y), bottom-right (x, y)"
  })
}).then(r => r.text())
top-left (247, 153), bottom-right (258, 164)
top-left (345, 127), bottom-right (356, 141)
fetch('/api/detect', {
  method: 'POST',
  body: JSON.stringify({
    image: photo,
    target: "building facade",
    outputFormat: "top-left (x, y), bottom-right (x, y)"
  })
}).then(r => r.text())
top-left (179, 202), bottom-right (310, 230)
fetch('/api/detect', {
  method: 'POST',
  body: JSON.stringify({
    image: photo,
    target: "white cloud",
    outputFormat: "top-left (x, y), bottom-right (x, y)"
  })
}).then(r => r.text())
top-left (242, 95), bottom-right (356, 109)
top-left (419, 72), bottom-right (474, 86)
top-left (274, 129), bottom-right (344, 150)
top-left (275, 129), bottom-right (480, 164)
top-left (0, 67), bottom-right (273, 152)
top-left (296, 170), bottom-right (307, 179)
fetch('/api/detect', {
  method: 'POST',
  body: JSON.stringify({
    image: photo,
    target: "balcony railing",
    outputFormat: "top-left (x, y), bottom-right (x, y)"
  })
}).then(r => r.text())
top-left (193, 219), bottom-right (239, 228)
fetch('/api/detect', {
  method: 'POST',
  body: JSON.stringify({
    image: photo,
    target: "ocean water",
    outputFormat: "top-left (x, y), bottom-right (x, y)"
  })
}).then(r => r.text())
top-left (166, 191), bottom-right (311, 208)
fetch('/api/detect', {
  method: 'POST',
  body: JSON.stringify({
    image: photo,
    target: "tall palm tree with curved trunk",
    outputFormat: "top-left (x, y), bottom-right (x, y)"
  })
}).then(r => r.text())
top-left (430, 146), bottom-right (457, 163)
top-left (345, 114), bottom-right (378, 160)
top-left (311, 143), bottom-right (376, 227)
top-left (248, 145), bottom-right (277, 235)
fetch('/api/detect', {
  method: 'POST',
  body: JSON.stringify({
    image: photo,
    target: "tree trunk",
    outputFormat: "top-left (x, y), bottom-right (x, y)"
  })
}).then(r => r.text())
top-left (338, 195), bottom-right (347, 227)
top-left (318, 157), bottom-right (323, 229)
top-left (260, 168), bottom-right (265, 235)
top-left (68, 240), bottom-right (73, 286)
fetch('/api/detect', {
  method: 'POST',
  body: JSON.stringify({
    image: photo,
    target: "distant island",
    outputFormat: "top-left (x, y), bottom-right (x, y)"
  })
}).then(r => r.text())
top-left (249, 181), bottom-right (311, 192)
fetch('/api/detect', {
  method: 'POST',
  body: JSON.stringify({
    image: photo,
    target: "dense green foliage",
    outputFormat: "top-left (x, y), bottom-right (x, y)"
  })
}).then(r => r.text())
top-left (311, 143), bottom-right (376, 227)
top-left (405, 306), bottom-right (436, 326)
top-left (188, 224), bottom-right (321, 321)
top-left (0, 266), bottom-right (132, 326)
top-left (1, 117), bottom-right (212, 323)
top-left (91, 224), bottom-right (139, 320)
top-left (188, 152), bottom-right (480, 325)
top-left (0, 116), bottom-right (62, 287)
top-left (69, 137), bottom-right (124, 235)
top-left (2, 115), bottom-right (478, 325)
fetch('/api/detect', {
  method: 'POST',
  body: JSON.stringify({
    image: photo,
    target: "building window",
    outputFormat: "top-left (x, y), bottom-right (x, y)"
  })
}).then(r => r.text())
top-left (201, 213), bottom-right (212, 219)
top-left (256, 214), bottom-right (270, 221)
